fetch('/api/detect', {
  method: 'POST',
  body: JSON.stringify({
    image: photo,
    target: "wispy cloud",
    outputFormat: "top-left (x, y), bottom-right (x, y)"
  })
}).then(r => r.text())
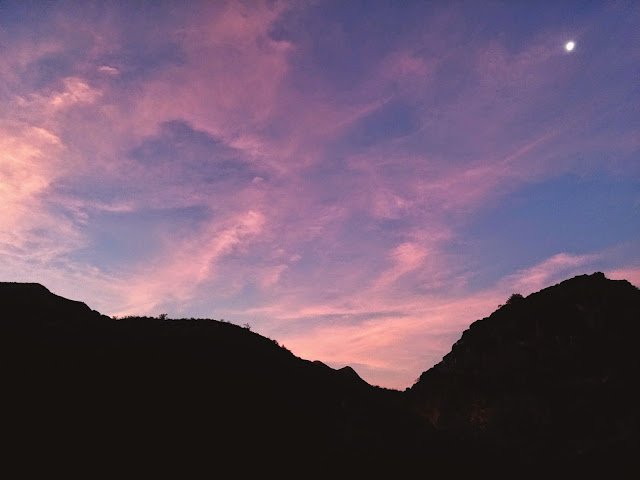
top-left (112, 210), bottom-right (266, 314)
top-left (502, 252), bottom-right (600, 295)
top-left (98, 65), bottom-right (119, 75)
top-left (606, 266), bottom-right (640, 288)
top-left (256, 250), bottom-right (619, 389)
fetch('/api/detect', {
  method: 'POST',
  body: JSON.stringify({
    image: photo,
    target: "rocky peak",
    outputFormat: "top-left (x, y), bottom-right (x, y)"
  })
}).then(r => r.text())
top-left (408, 272), bottom-right (640, 470)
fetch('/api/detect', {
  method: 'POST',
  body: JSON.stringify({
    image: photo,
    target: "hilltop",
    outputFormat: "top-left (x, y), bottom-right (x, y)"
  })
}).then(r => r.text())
top-left (409, 272), bottom-right (640, 475)
top-left (2, 282), bottom-right (433, 476)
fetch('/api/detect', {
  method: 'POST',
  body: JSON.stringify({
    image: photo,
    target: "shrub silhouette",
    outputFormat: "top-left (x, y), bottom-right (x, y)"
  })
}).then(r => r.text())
top-left (506, 293), bottom-right (524, 305)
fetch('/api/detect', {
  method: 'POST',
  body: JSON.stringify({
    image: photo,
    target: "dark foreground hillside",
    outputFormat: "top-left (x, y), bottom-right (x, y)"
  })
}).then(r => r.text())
top-left (3, 272), bottom-right (639, 477)
top-left (2, 283), bottom-right (436, 477)
top-left (409, 272), bottom-right (640, 476)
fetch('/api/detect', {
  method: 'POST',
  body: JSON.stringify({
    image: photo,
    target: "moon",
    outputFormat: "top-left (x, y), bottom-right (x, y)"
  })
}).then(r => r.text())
top-left (565, 41), bottom-right (575, 52)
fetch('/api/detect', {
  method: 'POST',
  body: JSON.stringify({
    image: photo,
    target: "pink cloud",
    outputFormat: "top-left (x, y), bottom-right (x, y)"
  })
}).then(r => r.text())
top-left (267, 287), bottom-right (505, 389)
top-left (127, 3), bottom-right (292, 142)
top-left (502, 253), bottom-right (601, 295)
top-left (98, 65), bottom-right (119, 75)
top-left (245, 250), bottom-right (629, 389)
top-left (341, 129), bottom-right (559, 231)
top-left (113, 210), bottom-right (266, 315)
top-left (0, 123), bottom-right (83, 259)
top-left (371, 242), bottom-right (429, 291)
top-left (49, 77), bottom-right (102, 108)
top-left (606, 266), bottom-right (640, 288)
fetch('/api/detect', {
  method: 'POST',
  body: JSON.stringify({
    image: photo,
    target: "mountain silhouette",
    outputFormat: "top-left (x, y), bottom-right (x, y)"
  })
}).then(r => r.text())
top-left (3, 282), bottom-right (433, 476)
top-left (3, 272), bottom-right (639, 477)
top-left (409, 272), bottom-right (640, 476)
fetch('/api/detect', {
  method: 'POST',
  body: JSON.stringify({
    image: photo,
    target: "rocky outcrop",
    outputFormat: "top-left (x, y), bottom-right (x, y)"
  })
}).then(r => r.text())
top-left (408, 272), bottom-right (640, 473)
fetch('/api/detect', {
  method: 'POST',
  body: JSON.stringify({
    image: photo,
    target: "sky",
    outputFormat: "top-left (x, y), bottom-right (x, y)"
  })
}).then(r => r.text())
top-left (1, 0), bottom-right (639, 389)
